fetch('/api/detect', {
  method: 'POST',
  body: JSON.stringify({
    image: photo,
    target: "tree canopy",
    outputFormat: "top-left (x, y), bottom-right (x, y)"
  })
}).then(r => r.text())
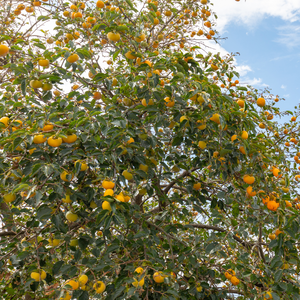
top-left (0, 0), bottom-right (300, 299)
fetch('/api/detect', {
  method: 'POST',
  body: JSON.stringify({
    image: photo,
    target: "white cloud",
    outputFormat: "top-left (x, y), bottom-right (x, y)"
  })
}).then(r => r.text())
top-left (281, 85), bottom-right (287, 89)
top-left (202, 41), bottom-right (256, 86)
top-left (203, 40), bottom-right (252, 75)
top-left (235, 65), bottom-right (252, 77)
top-left (275, 24), bottom-right (300, 48)
top-left (212, 0), bottom-right (300, 33)
top-left (241, 77), bottom-right (269, 88)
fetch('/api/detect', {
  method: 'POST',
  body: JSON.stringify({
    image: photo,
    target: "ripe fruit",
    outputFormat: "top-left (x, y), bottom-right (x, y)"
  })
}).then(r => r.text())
top-left (66, 280), bottom-right (79, 290)
top-left (93, 281), bottom-right (106, 293)
top-left (153, 272), bottom-right (164, 283)
top-left (230, 276), bottom-right (240, 285)
top-left (26, 6), bottom-right (35, 13)
top-left (31, 270), bottom-right (46, 281)
top-left (62, 134), bottom-right (77, 143)
top-left (246, 186), bottom-right (256, 197)
top-left (198, 141), bottom-right (207, 149)
top-left (135, 33), bottom-right (146, 42)
top-left (96, 1), bottom-right (105, 8)
top-left (125, 51), bottom-right (137, 59)
top-left (282, 187), bottom-right (289, 193)
top-left (93, 91), bottom-right (102, 99)
top-left (69, 239), bottom-right (78, 247)
top-left (142, 98), bottom-right (154, 106)
top-left (102, 201), bottom-right (112, 211)
top-left (78, 275), bottom-right (88, 286)
top-left (257, 97), bottom-right (265, 107)
top-left (122, 170), bottom-right (133, 180)
top-left (237, 99), bottom-right (244, 107)
top-left (132, 277), bottom-right (144, 287)
top-left (107, 32), bottom-right (120, 42)
top-left (0, 44), bottom-right (9, 57)
top-left (259, 123), bottom-right (265, 129)
top-left (115, 193), bottom-right (125, 202)
top-left (42, 83), bottom-right (53, 91)
top-left (62, 195), bottom-right (71, 203)
top-left (224, 269), bottom-right (235, 280)
top-left (268, 233), bottom-right (276, 240)
top-left (243, 175), bottom-right (255, 184)
top-left (60, 171), bottom-right (74, 182)
top-left (38, 59), bottom-right (50, 67)
top-left (48, 238), bottom-right (60, 247)
top-left (211, 64), bottom-right (218, 71)
top-left (3, 193), bottom-right (16, 203)
top-left (231, 135), bottom-right (237, 142)
top-left (196, 285), bottom-right (203, 292)
top-left (43, 123), bottom-right (54, 131)
top-left (74, 12), bottom-right (82, 18)
top-left (135, 267), bottom-right (143, 273)
top-left (33, 134), bottom-right (47, 144)
top-left (74, 160), bottom-right (88, 171)
top-left (139, 164), bottom-right (148, 172)
top-left (239, 146), bottom-right (246, 154)
top-left (30, 80), bottom-right (43, 89)
top-left (210, 113), bottom-right (220, 124)
top-left (267, 201), bottom-right (279, 212)
top-left (66, 211), bottom-right (78, 222)
top-left (102, 180), bottom-right (115, 189)
top-left (272, 167), bottom-right (280, 177)
top-left (104, 189), bottom-right (114, 196)
top-left (285, 200), bottom-right (292, 207)
top-left (47, 136), bottom-right (62, 147)
top-left (193, 183), bottom-right (201, 190)
top-left (0, 117), bottom-right (9, 127)
top-left (67, 54), bottom-right (79, 64)
top-left (241, 131), bottom-right (248, 139)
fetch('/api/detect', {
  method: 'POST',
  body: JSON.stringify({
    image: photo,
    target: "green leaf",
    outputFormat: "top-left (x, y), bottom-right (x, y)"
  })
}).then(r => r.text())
top-left (74, 249), bottom-right (82, 261)
top-left (78, 291), bottom-right (89, 300)
top-left (125, 0), bottom-right (137, 11)
top-left (17, 251), bottom-right (30, 260)
top-left (93, 73), bottom-right (109, 82)
top-left (77, 48), bottom-right (91, 59)
top-left (271, 292), bottom-right (281, 300)
top-left (232, 203), bottom-right (239, 218)
top-left (274, 269), bottom-right (283, 281)
top-left (205, 242), bottom-right (219, 254)
top-left (172, 136), bottom-right (183, 146)
top-left (113, 49), bottom-right (120, 60)
top-left (236, 86), bottom-right (248, 91)
top-left (106, 243), bottom-right (119, 253)
top-left (42, 91), bottom-right (52, 101)
top-left (33, 42), bottom-right (46, 50)
top-left (21, 79), bottom-right (26, 96)
top-left (52, 261), bottom-right (64, 275)
top-left (78, 237), bottom-right (90, 251)
top-left (36, 205), bottom-right (52, 220)
top-left (37, 15), bottom-right (50, 21)
top-left (12, 183), bottom-right (29, 193)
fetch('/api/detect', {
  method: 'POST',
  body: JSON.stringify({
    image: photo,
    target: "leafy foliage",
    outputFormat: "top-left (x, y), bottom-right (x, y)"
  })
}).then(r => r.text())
top-left (0, 0), bottom-right (300, 299)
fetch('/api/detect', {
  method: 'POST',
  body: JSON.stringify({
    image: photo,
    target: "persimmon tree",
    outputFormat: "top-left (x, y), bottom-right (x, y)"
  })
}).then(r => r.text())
top-left (0, 0), bottom-right (300, 299)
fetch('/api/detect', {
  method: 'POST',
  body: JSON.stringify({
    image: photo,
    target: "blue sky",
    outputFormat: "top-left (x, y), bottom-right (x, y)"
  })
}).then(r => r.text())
top-left (210, 0), bottom-right (300, 115)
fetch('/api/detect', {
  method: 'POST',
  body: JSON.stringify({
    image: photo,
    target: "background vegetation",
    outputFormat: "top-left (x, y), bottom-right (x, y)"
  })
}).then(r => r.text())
top-left (0, 0), bottom-right (300, 299)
